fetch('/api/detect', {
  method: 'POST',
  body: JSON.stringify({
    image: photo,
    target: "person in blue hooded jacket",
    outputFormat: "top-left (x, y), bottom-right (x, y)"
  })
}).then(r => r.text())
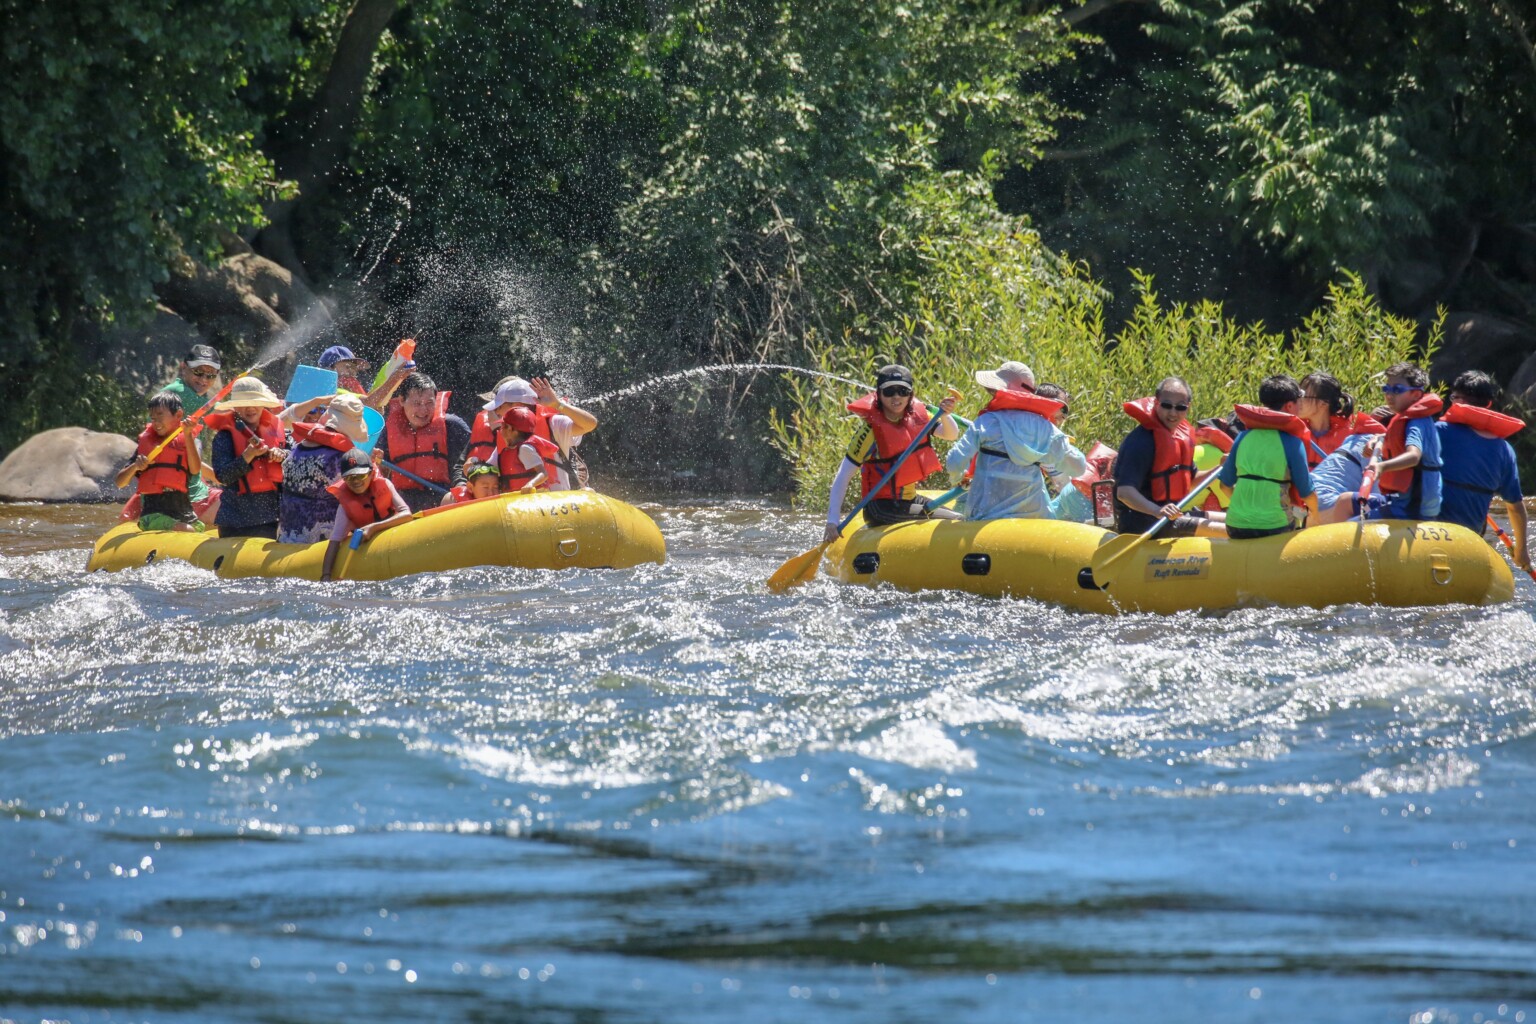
top-left (944, 361), bottom-right (1086, 521)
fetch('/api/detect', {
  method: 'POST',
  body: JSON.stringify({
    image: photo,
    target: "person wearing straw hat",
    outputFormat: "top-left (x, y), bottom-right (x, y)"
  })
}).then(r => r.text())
top-left (278, 393), bottom-right (370, 545)
top-left (945, 361), bottom-right (1086, 521)
top-left (206, 376), bottom-right (290, 540)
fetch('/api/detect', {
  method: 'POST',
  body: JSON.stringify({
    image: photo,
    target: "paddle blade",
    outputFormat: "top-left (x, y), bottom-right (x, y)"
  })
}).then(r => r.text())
top-left (1084, 533), bottom-right (1145, 589)
top-left (767, 543), bottom-right (829, 592)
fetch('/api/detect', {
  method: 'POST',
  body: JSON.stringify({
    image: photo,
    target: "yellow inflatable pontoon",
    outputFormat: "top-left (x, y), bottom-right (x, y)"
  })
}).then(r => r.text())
top-left (825, 517), bottom-right (1513, 614)
top-left (88, 489), bottom-right (666, 580)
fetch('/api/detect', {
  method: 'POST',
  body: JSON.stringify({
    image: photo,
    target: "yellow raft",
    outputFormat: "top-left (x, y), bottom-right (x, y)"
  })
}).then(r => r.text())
top-left (825, 517), bottom-right (1514, 614)
top-left (87, 490), bottom-right (666, 580)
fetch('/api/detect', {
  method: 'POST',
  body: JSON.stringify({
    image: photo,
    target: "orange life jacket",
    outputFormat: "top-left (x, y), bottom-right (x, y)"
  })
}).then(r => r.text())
top-left (1308, 414), bottom-right (1354, 465)
top-left (1379, 394), bottom-right (1444, 495)
top-left (326, 476), bottom-right (396, 527)
top-left (289, 421), bottom-right (356, 452)
top-left (1122, 397), bottom-right (1195, 503)
top-left (443, 482), bottom-right (473, 504)
top-left (204, 410), bottom-right (285, 494)
top-left (1440, 402), bottom-right (1525, 439)
top-left (384, 406), bottom-right (450, 490)
top-left (847, 394), bottom-right (941, 500)
top-left (977, 388), bottom-right (1065, 419)
top-left (468, 409), bottom-right (499, 464)
top-left (1194, 425), bottom-right (1234, 454)
top-left (135, 425), bottom-right (191, 495)
top-left (497, 433), bottom-right (563, 491)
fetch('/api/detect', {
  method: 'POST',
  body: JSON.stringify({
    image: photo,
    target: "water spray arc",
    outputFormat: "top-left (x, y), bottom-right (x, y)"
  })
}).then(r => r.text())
top-left (581, 363), bottom-right (872, 405)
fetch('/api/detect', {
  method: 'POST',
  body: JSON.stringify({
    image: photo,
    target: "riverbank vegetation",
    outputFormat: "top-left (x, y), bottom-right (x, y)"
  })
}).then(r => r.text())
top-left (3, 0), bottom-right (1534, 487)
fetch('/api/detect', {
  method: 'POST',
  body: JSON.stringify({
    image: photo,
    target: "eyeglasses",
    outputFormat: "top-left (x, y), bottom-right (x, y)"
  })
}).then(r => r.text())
top-left (1380, 383), bottom-right (1418, 395)
top-left (1158, 401), bottom-right (1189, 412)
top-left (879, 385), bottom-right (913, 398)
top-left (190, 369), bottom-right (218, 380)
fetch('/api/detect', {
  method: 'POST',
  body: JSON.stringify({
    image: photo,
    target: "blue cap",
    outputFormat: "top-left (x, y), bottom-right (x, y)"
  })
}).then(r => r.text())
top-left (319, 345), bottom-right (360, 369)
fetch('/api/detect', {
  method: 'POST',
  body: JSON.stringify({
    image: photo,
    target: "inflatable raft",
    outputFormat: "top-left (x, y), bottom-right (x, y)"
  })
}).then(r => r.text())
top-left (825, 517), bottom-right (1514, 614)
top-left (88, 489), bottom-right (666, 580)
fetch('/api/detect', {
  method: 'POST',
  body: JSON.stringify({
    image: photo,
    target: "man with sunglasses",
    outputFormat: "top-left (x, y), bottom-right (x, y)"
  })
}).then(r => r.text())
top-left (1113, 376), bottom-right (1222, 536)
top-left (1366, 362), bottom-right (1442, 521)
top-left (823, 364), bottom-right (961, 540)
top-left (156, 344), bottom-right (224, 523)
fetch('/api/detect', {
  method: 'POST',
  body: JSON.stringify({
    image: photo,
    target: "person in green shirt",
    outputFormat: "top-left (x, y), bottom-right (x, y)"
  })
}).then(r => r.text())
top-left (157, 344), bottom-right (223, 521)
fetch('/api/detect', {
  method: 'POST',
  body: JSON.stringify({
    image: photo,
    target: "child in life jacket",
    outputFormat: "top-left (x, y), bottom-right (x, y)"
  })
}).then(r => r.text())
top-left (319, 448), bottom-right (412, 582)
top-left (496, 406), bottom-right (571, 492)
top-left (439, 459), bottom-right (502, 505)
top-left (1434, 369), bottom-right (1528, 567)
top-left (115, 391), bottom-right (205, 533)
top-left (1308, 406), bottom-right (1391, 525)
top-left (1216, 374), bottom-right (1317, 539)
top-left (1366, 361), bottom-right (1443, 520)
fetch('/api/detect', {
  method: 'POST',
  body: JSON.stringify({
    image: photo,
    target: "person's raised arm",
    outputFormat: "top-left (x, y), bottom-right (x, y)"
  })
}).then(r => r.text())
top-left (532, 377), bottom-right (597, 436)
top-left (364, 367), bottom-right (411, 412)
top-left (115, 454), bottom-right (147, 490)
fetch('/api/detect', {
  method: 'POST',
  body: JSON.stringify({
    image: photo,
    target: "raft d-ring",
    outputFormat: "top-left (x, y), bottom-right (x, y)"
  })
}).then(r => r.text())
top-left (557, 537), bottom-right (580, 558)
top-left (1430, 552), bottom-right (1453, 586)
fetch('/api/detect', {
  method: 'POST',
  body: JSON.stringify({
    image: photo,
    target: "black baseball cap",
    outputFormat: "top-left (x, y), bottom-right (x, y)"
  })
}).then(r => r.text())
top-left (184, 344), bottom-right (221, 370)
top-left (875, 364), bottom-right (915, 390)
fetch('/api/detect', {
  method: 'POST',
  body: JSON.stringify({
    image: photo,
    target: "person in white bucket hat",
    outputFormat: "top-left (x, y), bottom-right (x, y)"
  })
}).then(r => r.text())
top-left (276, 393), bottom-right (370, 545)
top-left (945, 361), bottom-right (1085, 521)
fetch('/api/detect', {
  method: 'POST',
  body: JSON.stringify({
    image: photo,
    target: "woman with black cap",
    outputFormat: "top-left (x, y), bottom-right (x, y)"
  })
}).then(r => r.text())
top-left (822, 364), bottom-right (961, 541)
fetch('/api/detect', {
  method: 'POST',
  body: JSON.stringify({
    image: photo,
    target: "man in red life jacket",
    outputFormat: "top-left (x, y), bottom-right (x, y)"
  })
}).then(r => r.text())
top-left (115, 391), bottom-right (205, 532)
top-left (376, 372), bottom-right (471, 513)
top-left (1434, 370), bottom-right (1528, 567)
top-left (1112, 376), bottom-right (1221, 536)
top-left (823, 364), bottom-right (961, 540)
top-left (320, 448), bottom-right (413, 582)
top-left (472, 376), bottom-right (596, 485)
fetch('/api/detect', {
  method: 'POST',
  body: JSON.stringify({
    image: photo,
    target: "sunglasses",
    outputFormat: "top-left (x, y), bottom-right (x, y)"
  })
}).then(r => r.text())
top-left (1380, 383), bottom-right (1419, 395)
top-left (1158, 401), bottom-right (1189, 412)
top-left (190, 369), bottom-right (219, 380)
top-left (879, 385), bottom-right (913, 398)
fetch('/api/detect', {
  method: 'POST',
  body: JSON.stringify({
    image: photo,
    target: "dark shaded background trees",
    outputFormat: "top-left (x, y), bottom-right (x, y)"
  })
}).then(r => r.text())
top-left (4, 0), bottom-right (1536, 476)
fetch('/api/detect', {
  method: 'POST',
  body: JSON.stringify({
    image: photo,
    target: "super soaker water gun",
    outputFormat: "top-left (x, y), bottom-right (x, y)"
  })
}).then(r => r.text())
top-left (371, 338), bottom-right (417, 391)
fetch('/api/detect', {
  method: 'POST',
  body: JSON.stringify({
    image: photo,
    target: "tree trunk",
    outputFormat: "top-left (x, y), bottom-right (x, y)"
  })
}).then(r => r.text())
top-left (257, 0), bottom-right (401, 282)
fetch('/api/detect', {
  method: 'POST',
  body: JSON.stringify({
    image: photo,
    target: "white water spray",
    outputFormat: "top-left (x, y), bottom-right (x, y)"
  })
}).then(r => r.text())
top-left (582, 363), bottom-right (872, 405)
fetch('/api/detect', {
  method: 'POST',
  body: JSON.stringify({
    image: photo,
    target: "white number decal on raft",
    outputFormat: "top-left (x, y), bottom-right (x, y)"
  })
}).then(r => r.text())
top-left (1144, 552), bottom-right (1211, 582)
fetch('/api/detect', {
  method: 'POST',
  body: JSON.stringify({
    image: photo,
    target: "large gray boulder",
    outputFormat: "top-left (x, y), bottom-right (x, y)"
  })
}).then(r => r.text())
top-left (0, 428), bottom-right (136, 503)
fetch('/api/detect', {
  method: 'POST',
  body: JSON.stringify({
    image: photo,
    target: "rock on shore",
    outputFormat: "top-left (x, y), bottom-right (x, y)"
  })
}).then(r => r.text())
top-left (0, 428), bottom-right (135, 503)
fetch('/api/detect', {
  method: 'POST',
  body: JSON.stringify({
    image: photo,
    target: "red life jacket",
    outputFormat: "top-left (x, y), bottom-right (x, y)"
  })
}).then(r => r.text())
top-left (384, 406), bottom-right (450, 490)
top-left (1349, 413), bottom-right (1387, 436)
top-left (468, 410), bottom-right (499, 464)
top-left (1308, 414), bottom-right (1354, 465)
top-left (1122, 397), bottom-right (1195, 503)
top-left (1194, 425), bottom-right (1234, 454)
top-left (1441, 402), bottom-right (1525, 439)
top-left (977, 388), bottom-right (1065, 419)
top-left (289, 421), bottom-right (356, 452)
top-left (443, 482), bottom-right (472, 504)
top-left (325, 476), bottom-right (396, 527)
top-left (135, 425), bottom-right (191, 495)
top-left (1379, 394), bottom-right (1444, 495)
top-left (847, 394), bottom-right (941, 499)
top-left (204, 410), bottom-right (285, 494)
top-left (497, 433), bottom-right (563, 491)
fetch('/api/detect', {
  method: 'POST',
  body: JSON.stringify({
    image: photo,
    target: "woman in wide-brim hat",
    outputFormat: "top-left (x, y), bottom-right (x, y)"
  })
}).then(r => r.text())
top-left (207, 376), bottom-right (290, 540)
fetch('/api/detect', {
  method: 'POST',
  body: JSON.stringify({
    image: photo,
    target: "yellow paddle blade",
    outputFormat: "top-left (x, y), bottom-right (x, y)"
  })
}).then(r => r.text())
top-left (766, 542), bottom-right (830, 592)
top-left (1084, 533), bottom-right (1147, 589)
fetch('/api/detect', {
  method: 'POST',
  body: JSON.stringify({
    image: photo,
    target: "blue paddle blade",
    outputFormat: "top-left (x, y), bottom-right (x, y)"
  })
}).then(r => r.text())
top-left (354, 407), bottom-right (386, 455)
top-left (285, 364), bottom-right (339, 405)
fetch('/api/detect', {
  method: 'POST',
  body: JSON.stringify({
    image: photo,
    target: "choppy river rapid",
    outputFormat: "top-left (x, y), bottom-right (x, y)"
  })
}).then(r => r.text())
top-left (2, 501), bottom-right (1534, 1024)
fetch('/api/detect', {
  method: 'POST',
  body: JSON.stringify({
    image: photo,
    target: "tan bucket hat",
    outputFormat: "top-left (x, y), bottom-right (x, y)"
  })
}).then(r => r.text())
top-left (974, 361), bottom-right (1036, 392)
top-left (324, 393), bottom-right (370, 444)
top-left (215, 375), bottom-right (284, 410)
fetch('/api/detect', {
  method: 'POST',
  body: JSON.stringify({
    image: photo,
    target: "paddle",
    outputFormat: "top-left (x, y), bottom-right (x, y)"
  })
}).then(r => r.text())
top-left (1486, 515), bottom-right (1536, 583)
top-left (924, 485), bottom-right (966, 511)
top-left (143, 356), bottom-right (287, 462)
top-left (379, 458), bottom-right (450, 495)
top-left (1080, 459), bottom-right (1227, 590)
top-left (767, 414), bottom-right (946, 592)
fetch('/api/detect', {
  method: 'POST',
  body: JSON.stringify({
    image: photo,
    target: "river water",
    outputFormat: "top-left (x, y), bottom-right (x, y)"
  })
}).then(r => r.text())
top-left (2, 500), bottom-right (1534, 1024)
